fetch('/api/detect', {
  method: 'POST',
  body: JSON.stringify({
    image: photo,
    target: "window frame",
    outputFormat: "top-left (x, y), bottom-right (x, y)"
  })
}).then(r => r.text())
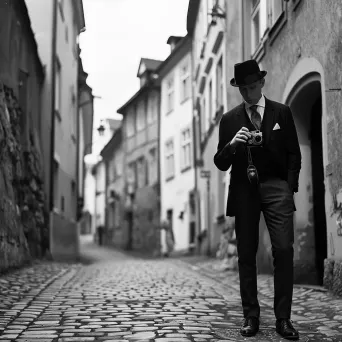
top-left (180, 127), bottom-right (192, 172)
top-left (166, 76), bottom-right (175, 113)
top-left (148, 147), bottom-right (157, 185)
top-left (180, 62), bottom-right (190, 103)
top-left (125, 108), bottom-right (136, 138)
top-left (251, 0), bottom-right (261, 53)
top-left (165, 139), bottom-right (175, 180)
top-left (136, 99), bottom-right (146, 132)
top-left (215, 56), bottom-right (224, 113)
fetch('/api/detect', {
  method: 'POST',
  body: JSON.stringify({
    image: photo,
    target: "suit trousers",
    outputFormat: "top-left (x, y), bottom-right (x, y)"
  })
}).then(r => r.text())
top-left (234, 177), bottom-right (295, 319)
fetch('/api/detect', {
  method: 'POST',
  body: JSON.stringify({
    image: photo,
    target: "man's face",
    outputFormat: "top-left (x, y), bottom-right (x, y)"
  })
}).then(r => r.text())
top-left (238, 79), bottom-right (265, 104)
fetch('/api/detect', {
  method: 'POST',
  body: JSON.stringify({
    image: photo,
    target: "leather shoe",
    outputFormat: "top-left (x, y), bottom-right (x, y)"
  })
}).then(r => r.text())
top-left (240, 317), bottom-right (259, 337)
top-left (276, 319), bottom-right (299, 340)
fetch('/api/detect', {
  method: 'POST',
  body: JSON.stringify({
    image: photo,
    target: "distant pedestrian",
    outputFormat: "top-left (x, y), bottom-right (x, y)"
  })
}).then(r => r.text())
top-left (214, 59), bottom-right (301, 340)
top-left (161, 220), bottom-right (174, 257)
top-left (97, 225), bottom-right (104, 246)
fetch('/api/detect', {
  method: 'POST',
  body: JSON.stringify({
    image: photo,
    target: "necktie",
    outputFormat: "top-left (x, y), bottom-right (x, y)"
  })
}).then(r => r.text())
top-left (250, 105), bottom-right (261, 130)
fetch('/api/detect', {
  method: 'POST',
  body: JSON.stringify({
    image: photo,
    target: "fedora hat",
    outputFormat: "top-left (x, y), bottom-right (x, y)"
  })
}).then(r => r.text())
top-left (230, 59), bottom-right (267, 87)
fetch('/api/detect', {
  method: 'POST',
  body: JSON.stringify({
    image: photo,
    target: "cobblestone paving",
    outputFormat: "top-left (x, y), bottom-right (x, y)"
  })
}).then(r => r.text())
top-left (0, 243), bottom-right (342, 341)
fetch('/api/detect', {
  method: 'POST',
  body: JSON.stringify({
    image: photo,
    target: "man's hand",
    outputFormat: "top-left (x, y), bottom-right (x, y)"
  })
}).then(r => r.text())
top-left (230, 127), bottom-right (251, 149)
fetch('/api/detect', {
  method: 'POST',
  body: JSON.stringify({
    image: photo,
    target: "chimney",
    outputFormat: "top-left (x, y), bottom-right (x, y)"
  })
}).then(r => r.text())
top-left (167, 36), bottom-right (183, 53)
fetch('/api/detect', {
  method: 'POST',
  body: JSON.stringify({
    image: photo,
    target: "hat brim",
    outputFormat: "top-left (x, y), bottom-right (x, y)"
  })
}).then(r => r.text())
top-left (230, 71), bottom-right (267, 87)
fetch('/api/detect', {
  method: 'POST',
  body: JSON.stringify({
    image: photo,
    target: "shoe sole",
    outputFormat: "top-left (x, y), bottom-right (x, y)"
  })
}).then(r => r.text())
top-left (276, 330), bottom-right (299, 340)
top-left (240, 329), bottom-right (259, 337)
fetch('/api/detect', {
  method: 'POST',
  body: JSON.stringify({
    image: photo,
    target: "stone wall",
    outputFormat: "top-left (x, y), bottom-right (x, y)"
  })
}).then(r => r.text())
top-left (324, 259), bottom-right (342, 297)
top-left (0, 83), bottom-right (48, 273)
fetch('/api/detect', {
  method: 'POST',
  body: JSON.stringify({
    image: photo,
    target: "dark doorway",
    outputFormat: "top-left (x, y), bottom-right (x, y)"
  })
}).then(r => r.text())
top-left (126, 211), bottom-right (133, 250)
top-left (166, 209), bottom-right (174, 242)
top-left (289, 76), bottom-right (327, 285)
top-left (310, 96), bottom-right (327, 285)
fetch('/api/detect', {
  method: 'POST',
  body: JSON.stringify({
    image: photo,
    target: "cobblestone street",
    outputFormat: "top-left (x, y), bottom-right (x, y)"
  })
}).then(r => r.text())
top-left (0, 237), bottom-right (342, 341)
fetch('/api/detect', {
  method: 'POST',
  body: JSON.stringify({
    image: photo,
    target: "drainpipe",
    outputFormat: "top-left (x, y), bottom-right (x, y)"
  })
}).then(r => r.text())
top-left (75, 89), bottom-right (80, 222)
top-left (190, 43), bottom-right (201, 254)
top-left (49, 0), bottom-right (57, 212)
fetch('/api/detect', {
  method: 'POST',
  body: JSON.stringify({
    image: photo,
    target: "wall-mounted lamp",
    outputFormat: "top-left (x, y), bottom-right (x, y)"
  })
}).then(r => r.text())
top-left (209, 4), bottom-right (226, 26)
top-left (97, 123), bottom-right (105, 136)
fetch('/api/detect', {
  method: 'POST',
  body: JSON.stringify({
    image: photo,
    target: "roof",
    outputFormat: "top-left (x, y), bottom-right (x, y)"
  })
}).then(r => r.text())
top-left (156, 35), bottom-right (191, 78)
top-left (116, 82), bottom-right (159, 115)
top-left (107, 118), bottom-right (122, 132)
top-left (186, 0), bottom-right (200, 35)
top-left (73, 0), bottom-right (86, 33)
top-left (13, 1), bottom-right (44, 81)
top-left (166, 35), bottom-right (184, 45)
top-left (100, 127), bottom-right (123, 160)
top-left (137, 58), bottom-right (163, 77)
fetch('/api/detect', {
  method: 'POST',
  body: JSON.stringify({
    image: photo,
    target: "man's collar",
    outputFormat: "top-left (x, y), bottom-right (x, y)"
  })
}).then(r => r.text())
top-left (244, 94), bottom-right (265, 109)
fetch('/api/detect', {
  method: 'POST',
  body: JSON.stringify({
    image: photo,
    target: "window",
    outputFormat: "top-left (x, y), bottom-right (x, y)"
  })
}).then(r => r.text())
top-left (147, 92), bottom-right (158, 124)
top-left (55, 58), bottom-right (62, 120)
top-left (137, 157), bottom-right (146, 188)
top-left (61, 196), bottom-right (65, 212)
top-left (166, 77), bottom-right (174, 113)
top-left (208, 80), bottom-right (213, 124)
top-left (53, 160), bottom-right (59, 209)
top-left (136, 99), bottom-right (146, 131)
top-left (269, 0), bottom-right (283, 26)
top-left (126, 108), bottom-right (136, 137)
top-left (58, 0), bottom-right (64, 21)
top-left (148, 148), bottom-right (157, 185)
top-left (201, 97), bottom-right (207, 140)
top-left (250, 0), bottom-right (267, 53)
top-left (180, 63), bottom-right (190, 102)
top-left (127, 161), bottom-right (136, 189)
top-left (216, 57), bottom-right (223, 111)
top-left (108, 158), bottom-right (115, 183)
top-left (70, 85), bottom-right (76, 138)
top-left (180, 128), bottom-right (192, 170)
top-left (165, 139), bottom-right (175, 179)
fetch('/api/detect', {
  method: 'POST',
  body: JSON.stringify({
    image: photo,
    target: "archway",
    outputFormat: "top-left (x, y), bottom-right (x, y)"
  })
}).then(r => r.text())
top-left (286, 73), bottom-right (327, 285)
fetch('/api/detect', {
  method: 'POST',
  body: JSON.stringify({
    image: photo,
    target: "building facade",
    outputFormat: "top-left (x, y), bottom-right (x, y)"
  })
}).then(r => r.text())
top-left (187, 0), bottom-right (241, 255)
top-left (77, 57), bottom-right (94, 233)
top-left (100, 128), bottom-right (126, 248)
top-left (117, 58), bottom-right (162, 254)
top-left (83, 117), bottom-right (121, 236)
top-left (238, 0), bottom-right (342, 289)
top-left (0, 0), bottom-right (47, 271)
top-left (25, 0), bottom-right (86, 260)
top-left (158, 36), bottom-right (196, 254)
top-left (187, 0), bottom-right (342, 292)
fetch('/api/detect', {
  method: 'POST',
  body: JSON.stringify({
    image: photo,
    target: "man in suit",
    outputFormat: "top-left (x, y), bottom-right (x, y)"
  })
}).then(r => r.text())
top-left (214, 60), bottom-right (301, 340)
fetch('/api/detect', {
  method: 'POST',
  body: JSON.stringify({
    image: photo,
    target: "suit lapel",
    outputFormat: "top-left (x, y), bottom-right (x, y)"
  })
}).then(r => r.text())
top-left (262, 97), bottom-right (276, 147)
top-left (235, 102), bottom-right (248, 128)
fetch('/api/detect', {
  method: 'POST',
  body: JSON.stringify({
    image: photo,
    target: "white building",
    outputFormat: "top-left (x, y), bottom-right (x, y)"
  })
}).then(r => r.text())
top-left (187, 0), bottom-right (238, 255)
top-left (83, 118), bottom-right (121, 237)
top-left (25, 0), bottom-right (86, 260)
top-left (159, 36), bottom-right (196, 254)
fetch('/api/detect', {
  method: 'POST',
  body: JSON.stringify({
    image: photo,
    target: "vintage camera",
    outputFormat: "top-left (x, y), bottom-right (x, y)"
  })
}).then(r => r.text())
top-left (247, 130), bottom-right (263, 146)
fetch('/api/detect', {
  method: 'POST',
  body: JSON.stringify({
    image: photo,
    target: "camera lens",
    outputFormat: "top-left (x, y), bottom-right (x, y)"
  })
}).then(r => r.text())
top-left (255, 135), bottom-right (261, 143)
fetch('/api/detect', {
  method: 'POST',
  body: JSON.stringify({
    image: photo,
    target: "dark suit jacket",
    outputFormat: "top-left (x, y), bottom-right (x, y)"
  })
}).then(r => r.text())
top-left (214, 97), bottom-right (301, 217)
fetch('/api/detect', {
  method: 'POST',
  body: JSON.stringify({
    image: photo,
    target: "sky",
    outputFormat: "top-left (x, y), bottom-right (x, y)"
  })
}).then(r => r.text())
top-left (79, 0), bottom-right (189, 131)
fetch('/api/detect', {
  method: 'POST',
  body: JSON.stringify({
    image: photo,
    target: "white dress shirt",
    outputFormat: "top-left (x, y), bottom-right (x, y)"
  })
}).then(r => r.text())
top-left (244, 94), bottom-right (266, 124)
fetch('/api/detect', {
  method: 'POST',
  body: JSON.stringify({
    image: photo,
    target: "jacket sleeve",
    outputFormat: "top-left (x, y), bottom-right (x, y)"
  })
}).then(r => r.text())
top-left (285, 106), bottom-right (302, 192)
top-left (213, 114), bottom-right (235, 171)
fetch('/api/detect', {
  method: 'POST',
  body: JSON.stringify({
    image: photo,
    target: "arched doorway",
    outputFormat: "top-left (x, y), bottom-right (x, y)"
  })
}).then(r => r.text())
top-left (286, 73), bottom-right (327, 285)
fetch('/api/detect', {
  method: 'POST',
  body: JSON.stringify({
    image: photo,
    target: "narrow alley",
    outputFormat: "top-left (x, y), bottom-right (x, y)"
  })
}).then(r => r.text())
top-left (0, 238), bottom-right (342, 342)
